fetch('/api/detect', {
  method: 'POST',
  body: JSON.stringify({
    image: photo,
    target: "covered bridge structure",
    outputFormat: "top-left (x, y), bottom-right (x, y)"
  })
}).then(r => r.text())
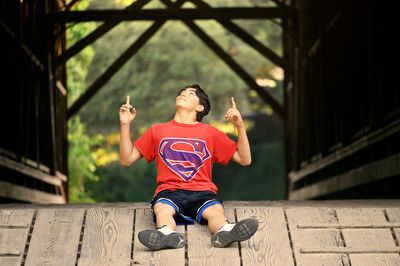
top-left (0, 1), bottom-right (399, 265)
top-left (0, 0), bottom-right (398, 203)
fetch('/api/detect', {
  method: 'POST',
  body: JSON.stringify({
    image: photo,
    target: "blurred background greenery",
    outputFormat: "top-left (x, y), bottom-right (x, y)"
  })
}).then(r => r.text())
top-left (66, 0), bottom-right (285, 203)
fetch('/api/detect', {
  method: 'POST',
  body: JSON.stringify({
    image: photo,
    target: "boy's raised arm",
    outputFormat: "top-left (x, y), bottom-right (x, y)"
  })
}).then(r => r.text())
top-left (225, 97), bottom-right (251, 166)
top-left (119, 96), bottom-right (142, 166)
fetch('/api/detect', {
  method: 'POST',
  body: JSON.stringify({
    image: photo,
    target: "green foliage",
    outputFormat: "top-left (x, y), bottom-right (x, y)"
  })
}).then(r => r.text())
top-left (68, 117), bottom-right (102, 203)
top-left (214, 115), bottom-right (285, 200)
top-left (86, 160), bottom-right (157, 202)
top-left (214, 141), bottom-right (284, 200)
top-left (66, 46), bottom-right (95, 106)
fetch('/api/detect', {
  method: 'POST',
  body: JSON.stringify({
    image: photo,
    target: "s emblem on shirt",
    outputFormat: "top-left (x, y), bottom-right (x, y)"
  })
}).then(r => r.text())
top-left (159, 138), bottom-right (211, 181)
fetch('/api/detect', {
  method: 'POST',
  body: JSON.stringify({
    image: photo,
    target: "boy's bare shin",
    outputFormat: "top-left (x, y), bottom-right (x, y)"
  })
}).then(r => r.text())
top-left (153, 203), bottom-right (177, 230)
top-left (201, 204), bottom-right (228, 234)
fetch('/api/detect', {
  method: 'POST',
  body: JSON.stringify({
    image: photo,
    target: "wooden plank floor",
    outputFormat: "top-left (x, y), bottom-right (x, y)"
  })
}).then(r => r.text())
top-left (0, 201), bottom-right (399, 266)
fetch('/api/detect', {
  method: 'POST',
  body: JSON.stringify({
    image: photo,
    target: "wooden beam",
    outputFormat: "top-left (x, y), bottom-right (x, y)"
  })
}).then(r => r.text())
top-left (289, 119), bottom-right (400, 184)
top-left (56, 0), bottom-right (151, 65)
top-left (51, 7), bottom-right (296, 23)
top-left (0, 155), bottom-right (64, 187)
top-left (0, 20), bottom-right (45, 71)
top-left (189, 0), bottom-right (288, 69)
top-left (159, 1), bottom-right (285, 118)
top-left (288, 152), bottom-right (400, 200)
top-left (47, 54), bottom-right (58, 175)
top-left (64, 0), bottom-right (82, 11)
top-left (0, 148), bottom-right (17, 159)
top-left (0, 181), bottom-right (66, 203)
top-left (56, 80), bottom-right (67, 96)
top-left (270, 0), bottom-right (286, 7)
top-left (66, 0), bottom-right (187, 119)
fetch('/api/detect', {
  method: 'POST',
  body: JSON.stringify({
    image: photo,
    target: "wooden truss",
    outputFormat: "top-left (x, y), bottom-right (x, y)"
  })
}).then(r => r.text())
top-left (52, 0), bottom-right (295, 119)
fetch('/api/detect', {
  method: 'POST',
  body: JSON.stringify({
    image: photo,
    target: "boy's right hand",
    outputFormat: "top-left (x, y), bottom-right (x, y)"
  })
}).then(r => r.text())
top-left (225, 97), bottom-right (244, 128)
top-left (119, 95), bottom-right (136, 125)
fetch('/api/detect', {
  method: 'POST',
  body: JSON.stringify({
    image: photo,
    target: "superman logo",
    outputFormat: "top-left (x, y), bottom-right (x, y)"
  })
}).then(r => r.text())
top-left (158, 138), bottom-right (211, 181)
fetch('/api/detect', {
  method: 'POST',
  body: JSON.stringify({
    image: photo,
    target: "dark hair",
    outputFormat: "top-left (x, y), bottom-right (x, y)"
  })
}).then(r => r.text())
top-left (177, 84), bottom-right (211, 122)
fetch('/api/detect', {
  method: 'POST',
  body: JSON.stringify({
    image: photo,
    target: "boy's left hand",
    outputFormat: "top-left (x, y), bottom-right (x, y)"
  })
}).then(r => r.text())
top-left (225, 97), bottom-right (244, 128)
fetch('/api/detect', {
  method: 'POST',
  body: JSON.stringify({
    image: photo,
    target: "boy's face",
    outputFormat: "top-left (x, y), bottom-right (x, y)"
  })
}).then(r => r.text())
top-left (176, 88), bottom-right (204, 113)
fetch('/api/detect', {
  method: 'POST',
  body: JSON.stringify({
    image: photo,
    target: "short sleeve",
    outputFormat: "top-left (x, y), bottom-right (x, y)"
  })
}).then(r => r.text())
top-left (213, 129), bottom-right (237, 165)
top-left (133, 126), bottom-right (156, 163)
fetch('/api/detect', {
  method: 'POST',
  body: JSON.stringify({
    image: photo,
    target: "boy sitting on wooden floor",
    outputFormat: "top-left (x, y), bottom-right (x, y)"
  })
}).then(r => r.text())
top-left (119, 84), bottom-right (258, 250)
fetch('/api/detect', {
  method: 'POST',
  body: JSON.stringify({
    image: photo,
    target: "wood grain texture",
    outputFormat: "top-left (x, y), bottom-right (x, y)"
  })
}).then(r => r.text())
top-left (237, 207), bottom-right (294, 266)
top-left (187, 208), bottom-right (239, 264)
top-left (78, 258), bottom-right (132, 266)
top-left (336, 208), bottom-right (400, 266)
top-left (286, 207), bottom-right (348, 266)
top-left (346, 254), bottom-right (400, 266)
top-left (385, 208), bottom-right (400, 245)
top-left (78, 208), bottom-right (134, 266)
top-left (189, 256), bottom-right (241, 266)
top-left (132, 208), bottom-right (185, 265)
top-left (0, 209), bottom-right (33, 225)
top-left (385, 208), bottom-right (400, 223)
top-left (0, 257), bottom-right (23, 266)
top-left (1, 202), bottom-right (399, 266)
top-left (24, 209), bottom-right (84, 266)
top-left (0, 209), bottom-right (34, 266)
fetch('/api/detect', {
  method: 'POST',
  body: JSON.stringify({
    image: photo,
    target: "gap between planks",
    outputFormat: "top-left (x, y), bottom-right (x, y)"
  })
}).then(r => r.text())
top-left (297, 223), bottom-right (400, 229)
top-left (301, 247), bottom-right (400, 254)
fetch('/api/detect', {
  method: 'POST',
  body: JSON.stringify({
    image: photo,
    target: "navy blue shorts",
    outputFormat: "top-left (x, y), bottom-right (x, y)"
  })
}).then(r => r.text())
top-left (150, 189), bottom-right (223, 225)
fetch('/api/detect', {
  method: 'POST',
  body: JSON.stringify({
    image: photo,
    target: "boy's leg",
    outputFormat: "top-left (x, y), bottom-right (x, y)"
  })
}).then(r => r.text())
top-left (202, 204), bottom-right (259, 248)
top-left (201, 204), bottom-right (228, 234)
top-left (138, 202), bottom-right (185, 250)
top-left (153, 202), bottom-right (177, 230)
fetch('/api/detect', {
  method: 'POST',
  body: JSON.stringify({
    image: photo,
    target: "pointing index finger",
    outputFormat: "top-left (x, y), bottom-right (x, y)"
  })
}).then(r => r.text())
top-left (231, 97), bottom-right (237, 109)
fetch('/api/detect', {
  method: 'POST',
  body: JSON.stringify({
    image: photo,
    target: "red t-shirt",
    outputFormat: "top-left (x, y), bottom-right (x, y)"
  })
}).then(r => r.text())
top-left (134, 120), bottom-right (237, 195)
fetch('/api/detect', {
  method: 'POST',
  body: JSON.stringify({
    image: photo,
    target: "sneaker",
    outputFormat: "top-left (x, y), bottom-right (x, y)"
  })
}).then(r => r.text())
top-left (138, 228), bottom-right (186, 251)
top-left (211, 218), bottom-right (259, 248)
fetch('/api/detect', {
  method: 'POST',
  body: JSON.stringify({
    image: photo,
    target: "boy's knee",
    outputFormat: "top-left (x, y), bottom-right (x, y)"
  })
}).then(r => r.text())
top-left (153, 202), bottom-right (176, 216)
top-left (202, 203), bottom-right (224, 218)
top-left (207, 204), bottom-right (224, 212)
